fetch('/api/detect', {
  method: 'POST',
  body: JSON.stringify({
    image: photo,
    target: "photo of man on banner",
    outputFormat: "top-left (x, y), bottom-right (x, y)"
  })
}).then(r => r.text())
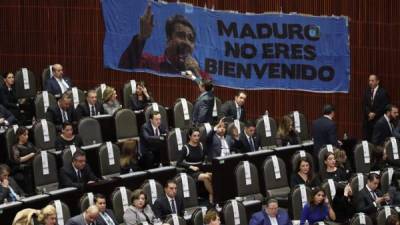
top-left (119, 4), bottom-right (209, 79)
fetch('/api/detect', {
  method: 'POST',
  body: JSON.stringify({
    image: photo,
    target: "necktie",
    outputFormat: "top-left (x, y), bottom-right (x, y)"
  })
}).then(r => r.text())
top-left (102, 212), bottom-right (115, 225)
top-left (170, 199), bottom-right (177, 214)
top-left (155, 128), bottom-right (159, 136)
top-left (8, 186), bottom-right (17, 201)
top-left (371, 89), bottom-right (374, 102)
top-left (249, 137), bottom-right (255, 151)
top-left (61, 110), bottom-right (67, 122)
top-left (370, 191), bottom-right (377, 200)
top-left (77, 170), bottom-right (81, 182)
top-left (91, 105), bottom-right (96, 116)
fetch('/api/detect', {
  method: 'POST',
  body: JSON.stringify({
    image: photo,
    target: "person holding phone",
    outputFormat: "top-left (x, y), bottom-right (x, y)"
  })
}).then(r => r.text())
top-left (129, 81), bottom-right (154, 111)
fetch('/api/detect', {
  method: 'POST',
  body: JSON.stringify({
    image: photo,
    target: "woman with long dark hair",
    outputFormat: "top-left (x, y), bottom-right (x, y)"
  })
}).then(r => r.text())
top-left (290, 158), bottom-right (320, 189)
top-left (320, 151), bottom-right (348, 182)
top-left (300, 187), bottom-right (336, 225)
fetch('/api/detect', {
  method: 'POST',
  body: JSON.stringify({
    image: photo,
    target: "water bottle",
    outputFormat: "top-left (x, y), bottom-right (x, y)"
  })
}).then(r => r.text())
top-left (343, 132), bottom-right (348, 140)
top-left (215, 203), bottom-right (222, 212)
top-left (184, 210), bottom-right (191, 220)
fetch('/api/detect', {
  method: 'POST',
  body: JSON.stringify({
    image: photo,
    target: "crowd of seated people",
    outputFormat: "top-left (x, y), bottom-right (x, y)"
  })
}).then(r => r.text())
top-left (2, 66), bottom-right (400, 225)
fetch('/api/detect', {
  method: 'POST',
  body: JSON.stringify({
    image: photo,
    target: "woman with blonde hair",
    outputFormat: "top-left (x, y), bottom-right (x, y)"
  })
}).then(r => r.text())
top-left (276, 115), bottom-right (301, 146)
top-left (37, 205), bottom-right (57, 225)
top-left (13, 205), bottom-right (56, 225)
top-left (120, 139), bottom-right (141, 174)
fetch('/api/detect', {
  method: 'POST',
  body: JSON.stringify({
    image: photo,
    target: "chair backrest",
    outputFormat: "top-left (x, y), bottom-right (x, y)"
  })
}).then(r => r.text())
top-left (353, 141), bottom-right (374, 174)
top-left (380, 168), bottom-right (395, 193)
top-left (173, 98), bottom-right (193, 129)
top-left (291, 184), bottom-right (312, 220)
top-left (377, 207), bottom-right (398, 225)
top-left (96, 83), bottom-right (107, 104)
top-left (165, 214), bottom-right (187, 225)
top-left (33, 119), bottom-right (57, 151)
top-left (51, 200), bottom-right (71, 225)
top-left (98, 142), bottom-right (121, 178)
top-left (350, 173), bottom-right (367, 200)
top-left (79, 192), bottom-right (95, 213)
top-left (32, 151), bottom-right (58, 193)
top-left (227, 120), bottom-right (245, 136)
top-left (122, 80), bottom-right (136, 109)
top-left (212, 97), bottom-right (223, 121)
top-left (65, 87), bottom-right (85, 109)
top-left (256, 115), bottom-right (278, 147)
top-left (384, 138), bottom-right (400, 162)
top-left (167, 128), bottom-right (188, 162)
top-left (291, 150), bottom-right (314, 173)
top-left (321, 179), bottom-right (338, 204)
top-left (287, 111), bottom-right (309, 141)
top-left (198, 123), bottom-right (212, 151)
top-left (5, 127), bottom-right (18, 162)
top-left (262, 156), bottom-right (289, 191)
top-left (223, 200), bottom-right (248, 225)
top-left (175, 173), bottom-right (198, 208)
top-left (62, 146), bottom-right (81, 166)
top-left (41, 66), bottom-right (52, 89)
top-left (15, 68), bottom-right (36, 99)
top-left (115, 109), bottom-right (138, 140)
top-left (78, 117), bottom-right (103, 146)
top-left (111, 186), bottom-right (132, 224)
top-left (141, 179), bottom-right (164, 206)
top-left (144, 103), bottom-right (169, 128)
top-left (191, 207), bottom-right (207, 225)
top-left (350, 213), bottom-right (373, 225)
top-left (235, 161), bottom-right (261, 198)
top-left (34, 91), bottom-right (57, 119)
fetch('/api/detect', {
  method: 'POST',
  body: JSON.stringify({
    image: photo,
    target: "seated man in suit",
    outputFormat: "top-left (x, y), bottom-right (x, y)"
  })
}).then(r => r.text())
top-left (59, 150), bottom-right (99, 190)
top-left (357, 173), bottom-right (390, 221)
top-left (221, 91), bottom-right (247, 122)
top-left (192, 79), bottom-right (214, 125)
top-left (311, 104), bottom-right (339, 157)
top-left (45, 64), bottom-right (73, 98)
top-left (46, 93), bottom-right (75, 131)
top-left (66, 205), bottom-right (100, 225)
top-left (0, 103), bottom-right (17, 127)
top-left (249, 198), bottom-right (292, 225)
top-left (372, 104), bottom-right (399, 146)
top-left (140, 111), bottom-right (168, 169)
top-left (0, 164), bottom-right (25, 202)
top-left (152, 179), bottom-right (184, 219)
top-left (207, 118), bottom-right (240, 159)
top-left (95, 193), bottom-right (118, 225)
top-left (75, 89), bottom-right (105, 121)
top-left (238, 120), bottom-right (259, 153)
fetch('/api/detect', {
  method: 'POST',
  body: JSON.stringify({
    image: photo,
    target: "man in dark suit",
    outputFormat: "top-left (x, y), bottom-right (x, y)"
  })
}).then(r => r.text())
top-left (221, 91), bottom-right (247, 122)
top-left (356, 173), bottom-right (390, 221)
top-left (152, 179), bottom-right (184, 219)
top-left (45, 64), bottom-right (73, 98)
top-left (0, 104), bottom-right (17, 126)
top-left (66, 205), bottom-right (100, 225)
top-left (238, 120), bottom-right (260, 153)
top-left (249, 198), bottom-right (292, 225)
top-left (95, 193), bottom-right (118, 225)
top-left (75, 89), bottom-right (105, 121)
top-left (311, 104), bottom-right (339, 157)
top-left (372, 104), bottom-right (399, 146)
top-left (193, 79), bottom-right (215, 125)
top-left (59, 150), bottom-right (99, 190)
top-left (0, 164), bottom-right (25, 202)
top-left (363, 74), bottom-right (390, 142)
top-left (140, 111), bottom-right (168, 169)
top-left (207, 118), bottom-right (240, 159)
top-left (46, 93), bottom-right (75, 131)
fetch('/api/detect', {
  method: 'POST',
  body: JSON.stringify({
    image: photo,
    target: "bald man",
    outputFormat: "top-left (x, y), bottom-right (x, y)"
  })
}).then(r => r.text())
top-left (45, 63), bottom-right (73, 97)
top-left (66, 205), bottom-right (100, 225)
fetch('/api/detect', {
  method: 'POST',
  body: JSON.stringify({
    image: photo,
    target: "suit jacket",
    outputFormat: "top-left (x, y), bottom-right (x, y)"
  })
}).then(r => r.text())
top-left (45, 76), bottom-right (73, 97)
top-left (193, 91), bottom-right (214, 124)
top-left (363, 86), bottom-right (389, 122)
top-left (249, 208), bottom-right (292, 225)
top-left (372, 115), bottom-right (393, 146)
top-left (0, 85), bottom-right (18, 111)
top-left (0, 104), bottom-right (17, 125)
top-left (221, 100), bottom-right (245, 122)
top-left (96, 209), bottom-right (118, 225)
top-left (140, 121), bottom-right (168, 154)
top-left (0, 177), bottom-right (25, 202)
top-left (356, 186), bottom-right (384, 215)
top-left (152, 195), bottom-right (184, 219)
top-left (59, 162), bottom-right (99, 190)
top-left (207, 133), bottom-right (238, 159)
top-left (75, 101), bottom-right (105, 121)
top-left (66, 213), bottom-right (91, 225)
top-left (129, 94), bottom-right (153, 111)
top-left (311, 116), bottom-right (337, 155)
top-left (238, 132), bottom-right (260, 153)
top-left (46, 105), bottom-right (75, 128)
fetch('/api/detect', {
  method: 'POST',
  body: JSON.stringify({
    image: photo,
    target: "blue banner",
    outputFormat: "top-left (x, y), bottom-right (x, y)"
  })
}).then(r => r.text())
top-left (102, 0), bottom-right (350, 93)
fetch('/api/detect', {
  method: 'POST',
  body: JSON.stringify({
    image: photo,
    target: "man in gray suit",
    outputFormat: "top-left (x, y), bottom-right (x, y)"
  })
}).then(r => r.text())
top-left (66, 205), bottom-right (100, 225)
top-left (192, 79), bottom-right (215, 125)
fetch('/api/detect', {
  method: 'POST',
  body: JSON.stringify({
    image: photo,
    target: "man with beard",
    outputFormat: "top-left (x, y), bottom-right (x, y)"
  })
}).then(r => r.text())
top-left (119, 5), bottom-right (209, 79)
